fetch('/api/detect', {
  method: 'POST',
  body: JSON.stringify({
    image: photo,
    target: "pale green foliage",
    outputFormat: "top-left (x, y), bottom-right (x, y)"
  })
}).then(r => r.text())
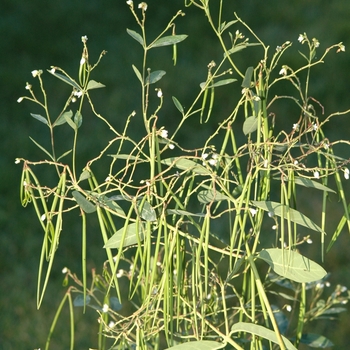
top-left (18, 1), bottom-right (350, 349)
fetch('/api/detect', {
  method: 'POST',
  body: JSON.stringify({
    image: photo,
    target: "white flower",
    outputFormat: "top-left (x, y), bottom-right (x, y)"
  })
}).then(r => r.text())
top-left (312, 123), bottom-right (318, 131)
top-left (298, 34), bottom-right (304, 43)
top-left (268, 211), bottom-right (274, 218)
top-left (313, 38), bottom-right (320, 48)
top-left (279, 67), bottom-right (287, 76)
top-left (126, 0), bottom-right (133, 5)
top-left (50, 68), bottom-right (56, 74)
top-left (272, 225), bottom-right (277, 230)
top-left (307, 238), bottom-right (313, 244)
top-left (138, 2), bottom-right (147, 11)
top-left (17, 97), bottom-right (23, 103)
top-left (156, 88), bottom-right (162, 98)
top-left (208, 158), bottom-right (217, 166)
top-left (31, 70), bottom-right (39, 77)
top-left (169, 143), bottom-right (175, 150)
top-left (314, 171), bottom-right (320, 179)
top-left (285, 305), bottom-right (292, 312)
top-left (25, 83), bottom-right (31, 90)
top-left (81, 35), bottom-right (88, 43)
top-left (74, 90), bottom-right (83, 98)
top-left (344, 168), bottom-right (349, 180)
top-left (201, 153), bottom-right (209, 160)
top-left (108, 321), bottom-right (115, 328)
top-left (276, 46), bottom-right (282, 52)
top-left (292, 123), bottom-right (299, 131)
top-left (80, 57), bottom-right (86, 65)
top-left (116, 269), bottom-right (124, 278)
top-left (249, 208), bottom-right (258, 217)
top-left (62, 267), bottom-right (68, 274)
top-left (105, 176), bottom-right (111, 182)
top-left (102, 304), bottom-right (109, 313)
top-left (337, 44), bottom-right (345, 53)
top-left (15, 158), bottom-right (21, 164)
top-left (160, 129), bottom-right (168, 138)
top-left (40, 214), bottom-right (46, 221)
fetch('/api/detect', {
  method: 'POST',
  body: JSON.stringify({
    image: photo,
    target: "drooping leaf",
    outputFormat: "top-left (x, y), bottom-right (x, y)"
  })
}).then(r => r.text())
top-left (132, 65), bottom-right (143, 84)
top-left (48, 70), bottom-right (81, 90)
top-left (150, 34), bottom-right (188, 48)
top-left (74, 110), bottom-right (82, 128)
top-left (293, 177), bottom-right (336, 193)
top-left (298, 333), bottom-right (334, 348)
top-left (73, 294), bottom-right (91, 307)
top-left (166, 209), bottom-right (205, 217)
top-left (251, 200), bottom-right (323, 233)
top-left (258, 248), bottom-right (327, 283)
top-left (54, 110), bottom-right (73, 127)
top-left (161, 157), bottom-right (210, 175)
top-left (86, 80), bottom-right (105, 90)
top-left (72, 191), bottom-right (96, 213)
top-left (172, 96), bottom-right (184, 114)
top-left (85, 192), bottom-right (125, 216)
top-left (126, 28), bottom-right (144, 46)
top-left (230, 322), bottom-right (296, 350)
top-left (30, 113), bottom-right (48, 125)
top-left (197, 189), bottom-right (230, 204)
top-left (224, 44), bottom-right (248, 57)
top-left (104, 222), bottom-right (145, 249)
top-left (147, 70), bottom-right (166, 84)
top-left (210, 78), bottom-right (237, 88)
top-left (165, 340), bottom-right (225, 350)
top-left (243, 116), bottom-right (258, 135)
top-left (241, 66), bottom-right (254, 88)
top-left (138, 200), bottom-right (156, 221)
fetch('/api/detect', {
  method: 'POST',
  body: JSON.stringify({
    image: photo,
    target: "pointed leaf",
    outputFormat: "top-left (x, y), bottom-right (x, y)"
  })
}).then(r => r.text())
top-left (54, 110), bottom-right (73, 127)
top-left (126, 28), bottom-right (144, 46)
top-left (86, 80), bottom-right (105, 90)
top-left (241, 66), bottom-right (254, 88)
top-left (57, 149), bottom-right (72, 161)
top-left (104, 222), bottom-right (145, 249)
top-left (48, 70), bottom-right (81, 90)
top-left (150, 34), bottom-right (188, 48)
top-left (30, 113), bottom-right (48, 125)
top-left (258, 248), bottom-right (327, 283)
top-left (230, 322), bottom-right (297, 350)
top-left (132, 65), bottom-right (143, 84)
top-left (298, 333), bottom-right (334, 348)
top-left (161, 157), bottom-right (210, 175)
top-left (73, 294), bottom-right (91, 307)
top-left (29, 137), bottom-right (54, 160)
top-left (147, 70), bottom-right (166, 84)
top-left (172, 96), bottom-right (184, 114)
top-left (220, 20), bottom-right (238, 32)
top-left (251, 200), bottom-right (323, 233)
top-left (166, 209), bottom-right (205, 217)
top-left (197, 189), bottom-right (230, 204)
top-left (243, 116), bottom-right (258, 135)
top-left (165, 340), bottom-right (225, 350)
top-left (78, 170), bottom-right (91, 182)
top-left (74, 110), bottom-right (82, 128)
top-left (138, 200), bottom-right (156, 221)
top-left (65, 112), bottom-right (77, 131)
top-left (210, 78), bottom-right (237, 88)
top-left (72, 191), bottom-right (96, 213)
top-left (293, 177), bottom-right (336, 193)
top-left (86, 192), bottom-right (125, 216)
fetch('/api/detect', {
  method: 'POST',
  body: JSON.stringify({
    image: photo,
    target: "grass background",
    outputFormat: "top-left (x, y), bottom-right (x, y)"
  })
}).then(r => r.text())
top-left (1, 0), bottom-right (350, 348)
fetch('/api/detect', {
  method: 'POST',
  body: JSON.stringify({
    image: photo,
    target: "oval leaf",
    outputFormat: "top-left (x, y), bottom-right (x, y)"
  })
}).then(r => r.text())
top-left (138, 200), bottom-right (156, 221)
top-left (294, 177), bottom-right (336, 193)
top-left (104, 222), bottom-right (145, 249)
top-left (110, 297), bottom-right (122, 311)
top-left (132, 64), bottom-right (143, 84)
top-left (211, 78), bottom-right (237, 88)
top-left (231, 322), bottom-right (296, 350)
top-left (30, 113), bottom-right (48, 125)
top-left (54, 110), bottom-right (73, 127)
top-left (258, 248), bottom-right (327, 283)
top-left (161, 157), bottom-right (210, 175)
top-left (242, 66), bottom-right (254, 88)
top-left (150, 34), bottom-right (188, 48)
top-left (73, 294), bottom-right (91, 307)
top-left (72, 191), bottom-right (96, 213)
top-left (172, 96), bottom-right (184, 114)
top-left (251, 200), bottom-right (323, 233)
top-left (298, 333), bottom-right (334, 348)
top-left (197, 189), bottom-right (230, 204)
top-left (126, 28), bottom-right (144, 46)
top-left (147, 70), bottom-right (166, 85)
top-left (74, 110), bottom-right (82, 128)
top-left (166, 340), bottom-right (225, 350)
top-left (243, 116), bottom-right (258, 135)
top-left (48, 70), bottom-right (81, 90)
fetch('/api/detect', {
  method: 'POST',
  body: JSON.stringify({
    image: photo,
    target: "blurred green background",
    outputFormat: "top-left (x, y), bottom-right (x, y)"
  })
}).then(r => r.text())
top-left (1, 0), bottom-right (350, 349)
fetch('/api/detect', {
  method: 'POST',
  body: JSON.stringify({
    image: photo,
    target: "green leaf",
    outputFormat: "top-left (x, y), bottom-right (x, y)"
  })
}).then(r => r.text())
top-left (126, 28), bottom-right (144, 46)
top-left (72, 191), bottom-right (96, 213)
top-left (132, 65), bottom-right (143, 84)
top-left (56, 149), bottom-right (72, 161)
top-left (29, 137), bottom-right (54, 160)
top-left (197, 189), bottom-right (230, 204)
top-left (220, 20), bottom-right (238, 32)
top-left (104, 222), bottom-right (145, 249)
top-left (86, 192), bottom-right (125, 216)
top-left (110, 297), bottom-right (122, 311)
top-left (150, 34), bottom-right (188, 48)
top-left (147, 70), bottom-right (166, 84)
top-left (161, 157), bottom-right (210, 175)
top-left (230, 322), bottom-right (297, 350)
top-left (78, 170), bottom-right (91, 181)
top-left (65, 112), bottom-right (77, 131)
top-left (251, 200), bottom-right (324, 233)
top-left (86, 80), bottom-right (105, 90)
top-left (298, 333), bottom-right (334, 348)
top-left (74, 110), bottom-right (82, 128)
top-left (30, 113), bottom-right (48, 125)
top-left (293, 177), bottom-right (336, 193)
top-left (210, 78), bottom-right (237, 88)
top-left (48, 70), bottom-right (81, 90)
top-left (165, 341), bottom-right (225, 350)
top-left (258, 248), bottom-right (327, 283)
top-left (138, 200), bottom-right (156, 221)
top-left (172, 96), bottom-right (184, 114)
top-left (243, 116), bottom-right (258, 135)
top-left (166, 209), bottom-right (205, 217)
top-left (73, 294), bottom-right (91, 307)
top-left (54, 110), bottom-right (73, 127)
top-left (241, 66), bottom-right (254, 88)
